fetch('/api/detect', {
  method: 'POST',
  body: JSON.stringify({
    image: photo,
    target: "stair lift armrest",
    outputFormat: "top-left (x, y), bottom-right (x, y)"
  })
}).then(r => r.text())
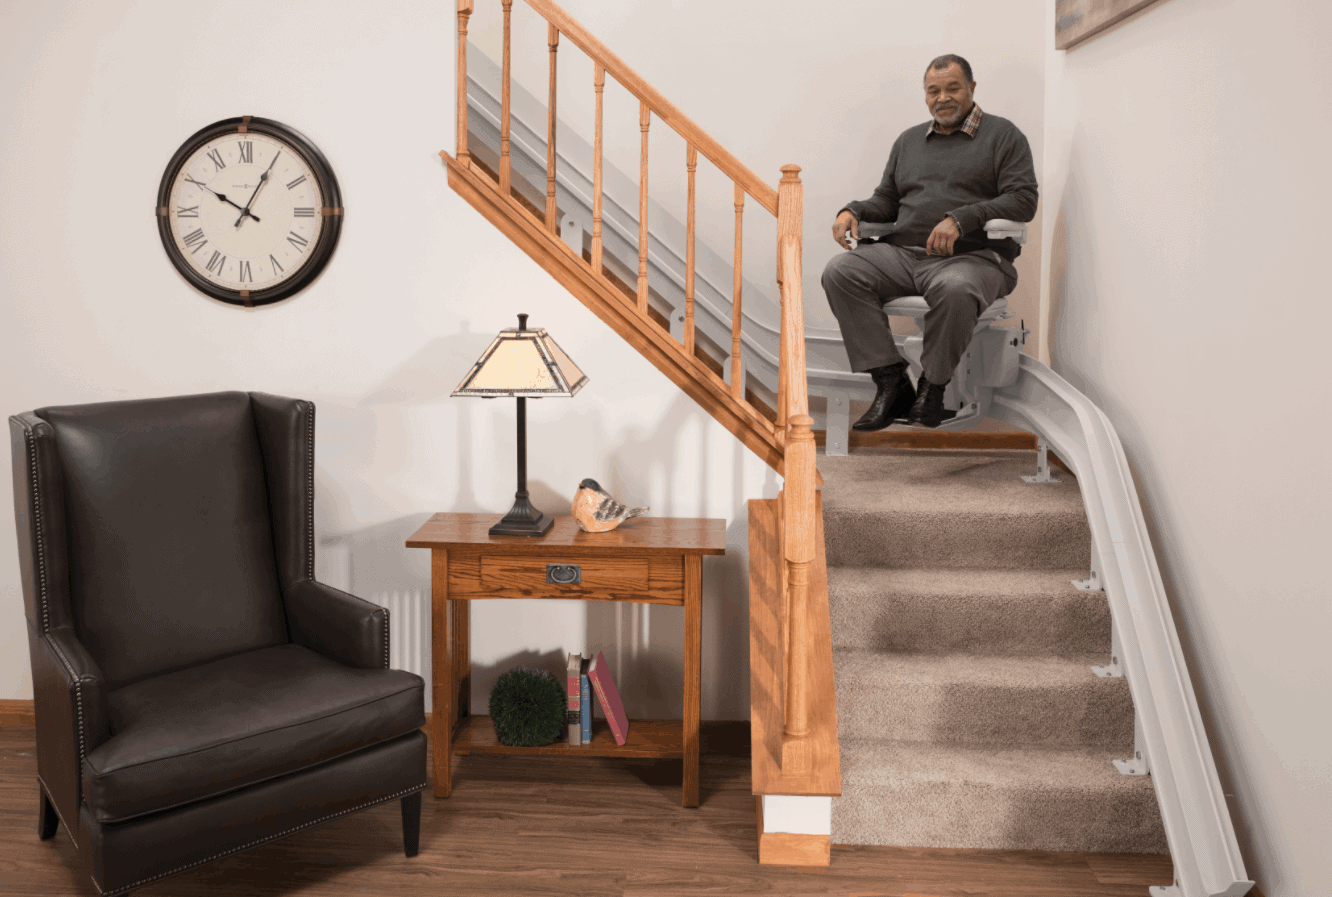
top-left (852, 220), bottom-right (1027, 245)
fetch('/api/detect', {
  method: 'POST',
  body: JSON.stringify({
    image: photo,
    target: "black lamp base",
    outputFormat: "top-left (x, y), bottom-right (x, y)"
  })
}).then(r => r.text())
top-left (489, 493), bottom-right (553, 537)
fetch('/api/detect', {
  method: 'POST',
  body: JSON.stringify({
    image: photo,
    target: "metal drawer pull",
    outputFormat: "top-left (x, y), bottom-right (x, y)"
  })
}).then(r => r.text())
top-left (546, 564), bottom-right (581, 585)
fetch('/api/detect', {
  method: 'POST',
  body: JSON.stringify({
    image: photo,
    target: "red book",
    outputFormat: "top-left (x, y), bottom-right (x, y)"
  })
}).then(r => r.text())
top-left (588, 651), bottom-right (629, 746)
top-left (566, 652), bottom-right (583, 745)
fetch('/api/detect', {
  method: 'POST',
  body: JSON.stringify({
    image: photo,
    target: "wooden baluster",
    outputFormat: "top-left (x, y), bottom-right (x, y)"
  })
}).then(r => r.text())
top-left (685, 143), bottom-right (697, 356)
top-left (637, 102), bottom-right (650, 315)
top-left (775, 165), bottom-right (802, 435)
top-left (500, 0), bottom-right (513, 196)
top-left (545, 24), bottom-right (559, 232)
top-left (457, 0), bottom-right (474, 166)
top-left (591, 63), bottom-right (605, 274)
top-left (731, 183), bottom-right (744, 400)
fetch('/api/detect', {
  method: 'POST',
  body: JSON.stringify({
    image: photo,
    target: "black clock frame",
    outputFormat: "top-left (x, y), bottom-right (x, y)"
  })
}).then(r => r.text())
top-left (155, 116), bottom-right (343, 307)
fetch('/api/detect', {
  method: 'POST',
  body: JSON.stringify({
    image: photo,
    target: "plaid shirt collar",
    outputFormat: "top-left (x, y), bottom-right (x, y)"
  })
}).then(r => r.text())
top-left (927, 103), bottom-right (983, 138)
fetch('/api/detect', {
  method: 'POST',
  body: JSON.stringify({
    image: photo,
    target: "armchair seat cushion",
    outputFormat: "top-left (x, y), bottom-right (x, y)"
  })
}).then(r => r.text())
top-left (83, 644), bottom-right (425, 824)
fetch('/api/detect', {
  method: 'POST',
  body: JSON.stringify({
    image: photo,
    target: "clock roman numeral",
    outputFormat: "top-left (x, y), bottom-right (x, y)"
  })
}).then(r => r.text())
top-left (293, 207), bottom-right (315, 217)
top-left (207, 149), bottom-right (226, 171)
top-left (176, 205), bottom-right (199, 218)
top-left (286, 174), bottom-right (307, 190)
top-left (182, 228), bottom-right (207, 253)
top-left (269, 254), bottom-right (284, 274)
top-left (206, 250), bottom-right (226, 274)
top-left (184, 175), bottom-right (208, 189)
top-left (238, 141), bottom-right (253, 164)
top-left (287, 231), bottom-right (309, 251)
top-left (238, 260), bottom-right (252, 283)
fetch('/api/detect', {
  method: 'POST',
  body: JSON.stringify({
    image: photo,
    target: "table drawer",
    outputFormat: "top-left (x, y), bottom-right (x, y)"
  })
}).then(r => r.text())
top-left (449, 553), bottom-right (684, 605)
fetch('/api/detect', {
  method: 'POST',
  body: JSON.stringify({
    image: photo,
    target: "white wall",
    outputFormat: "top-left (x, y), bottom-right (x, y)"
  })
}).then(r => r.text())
top-left (1041, 1), bottom-right (1332, 894)
top-left (0, 0), bottom-right (774, 720)
top-left (473, 0), bottom-right (1046, 349)
top-left (1, 0), bottom-right (1045, 718)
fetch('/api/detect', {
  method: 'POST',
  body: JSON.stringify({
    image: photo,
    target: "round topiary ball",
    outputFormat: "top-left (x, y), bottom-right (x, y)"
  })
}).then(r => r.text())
top-left (488, 666), bottom-right (566, 747)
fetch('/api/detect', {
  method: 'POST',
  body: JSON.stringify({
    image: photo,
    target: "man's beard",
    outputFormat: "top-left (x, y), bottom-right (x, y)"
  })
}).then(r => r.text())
top-left (932, 104), bottom-right (966, 127)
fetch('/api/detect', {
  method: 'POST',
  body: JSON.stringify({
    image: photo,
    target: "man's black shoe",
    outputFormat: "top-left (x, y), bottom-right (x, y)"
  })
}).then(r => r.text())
top-left (907, 375), bottom-right (949, 428)
top-left (852, 363), bottom-right (915, 431)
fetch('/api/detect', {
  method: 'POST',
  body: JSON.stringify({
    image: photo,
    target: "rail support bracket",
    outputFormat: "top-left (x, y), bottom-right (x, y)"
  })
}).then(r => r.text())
top-left (1021, 438), bottom-right (1060, 483)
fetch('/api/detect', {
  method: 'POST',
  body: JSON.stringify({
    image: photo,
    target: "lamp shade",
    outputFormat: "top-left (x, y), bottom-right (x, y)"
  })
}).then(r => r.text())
top-left (453, 324), bottom-right (587, 398)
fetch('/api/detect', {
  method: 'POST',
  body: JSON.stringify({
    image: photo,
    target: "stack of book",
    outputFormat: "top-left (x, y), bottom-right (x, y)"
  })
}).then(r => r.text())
top-left (565, 650), bottom-right (629, 746)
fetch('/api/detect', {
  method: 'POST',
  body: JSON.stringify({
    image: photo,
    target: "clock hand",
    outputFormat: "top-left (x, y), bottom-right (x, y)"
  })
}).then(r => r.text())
top-left (189, 179), bottom-right (261, 222)
top-left (234, 151), bottom-right (280, 228)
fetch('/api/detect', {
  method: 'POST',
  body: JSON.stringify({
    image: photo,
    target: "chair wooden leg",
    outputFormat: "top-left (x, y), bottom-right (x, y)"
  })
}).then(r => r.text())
top-left (39, 784), bottom-right (59, 841)
top-left (401, 792), bottom-right (421, 857)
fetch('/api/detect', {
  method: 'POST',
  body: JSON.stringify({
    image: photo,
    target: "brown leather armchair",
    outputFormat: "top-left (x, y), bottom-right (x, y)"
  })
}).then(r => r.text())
top-left (10, 391), bottom-right (428, 896)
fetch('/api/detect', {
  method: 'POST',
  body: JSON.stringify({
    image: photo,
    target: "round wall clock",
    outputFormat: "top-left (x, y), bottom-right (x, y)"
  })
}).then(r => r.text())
top-left (155, 116), bottom-right (343, 307)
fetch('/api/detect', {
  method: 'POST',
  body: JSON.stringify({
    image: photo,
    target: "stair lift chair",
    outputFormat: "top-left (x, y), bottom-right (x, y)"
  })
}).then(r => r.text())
top-left (852, 218), bottom-right (1030, 432)
top-left (11, 391), bottom-right (428, 896)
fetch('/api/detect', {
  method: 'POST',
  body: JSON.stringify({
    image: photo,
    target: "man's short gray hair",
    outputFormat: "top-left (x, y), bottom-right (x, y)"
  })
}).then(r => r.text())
top-left (924, 54), bottom-right (973, 85)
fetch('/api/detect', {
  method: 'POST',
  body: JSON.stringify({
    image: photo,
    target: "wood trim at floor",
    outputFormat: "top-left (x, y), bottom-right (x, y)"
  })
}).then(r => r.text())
top-left (0, 699), bottom-right (35, 726)
top-left (754, 795), bottom-right (831, 866)
top-left (815, 428), bottom-right (1037, 451)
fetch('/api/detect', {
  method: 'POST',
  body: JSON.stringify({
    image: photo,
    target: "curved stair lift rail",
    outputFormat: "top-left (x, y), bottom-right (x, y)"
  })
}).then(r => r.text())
top-left (991, 356), bottom-right (1252, 897)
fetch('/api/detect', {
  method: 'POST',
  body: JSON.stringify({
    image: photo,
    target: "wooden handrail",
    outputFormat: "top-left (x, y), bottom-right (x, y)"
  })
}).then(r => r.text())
top-left (521, 0), bottom-right (779, 216)
top-left (449, 0), bottom-right (831, 793)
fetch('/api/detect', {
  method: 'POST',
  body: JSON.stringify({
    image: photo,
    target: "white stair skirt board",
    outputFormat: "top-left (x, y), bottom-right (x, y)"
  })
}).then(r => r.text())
top-left (761, 795), bottom-right (832, 836)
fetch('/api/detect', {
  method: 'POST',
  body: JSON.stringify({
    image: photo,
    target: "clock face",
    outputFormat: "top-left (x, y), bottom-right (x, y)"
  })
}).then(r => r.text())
top-left (156, 118), bottom-right (342, 306)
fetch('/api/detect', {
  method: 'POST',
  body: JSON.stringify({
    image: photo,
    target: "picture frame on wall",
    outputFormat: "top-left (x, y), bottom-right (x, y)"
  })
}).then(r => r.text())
top-left (1055, 0), bottom-right (1168, 49)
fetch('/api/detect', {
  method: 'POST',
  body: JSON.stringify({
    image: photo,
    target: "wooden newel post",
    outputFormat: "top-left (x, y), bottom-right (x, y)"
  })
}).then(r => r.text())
top-left (775, 163), bottom-right (814, 774)
top-left (457, 0), bottom-right (474, 166)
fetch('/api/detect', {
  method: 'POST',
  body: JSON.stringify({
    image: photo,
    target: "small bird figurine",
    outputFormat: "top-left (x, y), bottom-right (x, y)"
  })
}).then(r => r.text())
top-left (572, 478), bottom-right (649, 533)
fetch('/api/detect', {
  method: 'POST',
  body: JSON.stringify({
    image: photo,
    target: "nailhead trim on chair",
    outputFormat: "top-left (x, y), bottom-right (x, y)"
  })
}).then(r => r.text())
top-left (91, 782), bottom-right (429, 897)
top-left (15, 420), bottom-right (51, 634)
top-left (382, 607), bottom-right (390, 669)
top-left (305, 401), bottom-right (315, 581)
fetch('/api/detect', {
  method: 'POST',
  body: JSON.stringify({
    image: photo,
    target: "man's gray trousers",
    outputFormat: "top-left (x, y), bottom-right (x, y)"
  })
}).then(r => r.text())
top-left (822, 243), bottom-right (1017, 385)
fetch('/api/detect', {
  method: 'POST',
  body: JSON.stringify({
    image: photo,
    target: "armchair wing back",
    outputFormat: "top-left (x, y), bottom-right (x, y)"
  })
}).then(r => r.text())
top-left (11, 391), bottom-right (426, 896)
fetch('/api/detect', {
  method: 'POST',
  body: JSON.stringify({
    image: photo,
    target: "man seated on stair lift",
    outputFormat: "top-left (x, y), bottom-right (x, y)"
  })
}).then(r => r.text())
top-left (822, 54), bottom-right (1038, 429)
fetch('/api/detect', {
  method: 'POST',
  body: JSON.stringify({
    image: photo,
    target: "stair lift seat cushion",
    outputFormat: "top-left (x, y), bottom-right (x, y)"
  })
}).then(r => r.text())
top-left (83, 643), bottom-right (425, 824)
top-left (883, 295), bottom-right (1009, 322)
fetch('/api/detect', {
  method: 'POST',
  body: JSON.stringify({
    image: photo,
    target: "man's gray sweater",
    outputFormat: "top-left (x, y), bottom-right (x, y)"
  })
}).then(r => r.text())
top-left (844, 111), bottom-right (1038, 261)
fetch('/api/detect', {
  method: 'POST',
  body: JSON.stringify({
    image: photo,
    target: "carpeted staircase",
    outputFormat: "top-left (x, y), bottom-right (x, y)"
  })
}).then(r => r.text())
top-left (821, 447), bottom-right (1169, 853)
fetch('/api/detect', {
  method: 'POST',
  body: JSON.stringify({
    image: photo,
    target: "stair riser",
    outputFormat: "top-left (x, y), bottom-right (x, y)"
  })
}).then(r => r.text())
top-left (832, 782), bottom-right (1168, 853)
top-left (829, 583), bottom-right (1111, 655)
top-left (834, 674), bottom-right (1134, 747)
top-left (824, 509), bottom-right (1091, 569)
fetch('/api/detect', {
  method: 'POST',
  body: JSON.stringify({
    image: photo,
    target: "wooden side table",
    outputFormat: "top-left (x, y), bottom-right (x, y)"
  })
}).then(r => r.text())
top-left (406, 513), bottom-right (726, 807)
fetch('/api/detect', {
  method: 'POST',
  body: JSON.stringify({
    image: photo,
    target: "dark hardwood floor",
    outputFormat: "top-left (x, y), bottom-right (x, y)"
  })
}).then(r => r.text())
top-left (0, 724), bottom-right (1174, 896)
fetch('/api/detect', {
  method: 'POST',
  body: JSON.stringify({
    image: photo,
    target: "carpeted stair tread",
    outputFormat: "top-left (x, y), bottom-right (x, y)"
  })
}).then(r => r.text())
top-left (833, 649), bottom-right (1132, 747)
top-left (819, 450), bottom-right (1084, 515)
top-left (816, 448), bottom-right (1166, 854)
top-left (833, 739), bottom-right (1168, 853)
top-left (828, 566), bottom-right (1110, 655)
top-left (820, 450), bottom-right (1090, 569)
top-left (824, 505), bottom-right (1089, 569)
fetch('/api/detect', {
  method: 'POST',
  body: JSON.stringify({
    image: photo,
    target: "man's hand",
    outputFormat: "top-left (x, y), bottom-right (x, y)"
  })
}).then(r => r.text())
top-left (926, 216), bottom-right (961, 256)
top-left (832, 210), bottom-right (859, 250)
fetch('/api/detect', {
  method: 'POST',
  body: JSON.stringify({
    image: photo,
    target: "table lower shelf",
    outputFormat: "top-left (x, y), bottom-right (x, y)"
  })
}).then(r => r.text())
top-left (452, 715), bottom-right (683, 759)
